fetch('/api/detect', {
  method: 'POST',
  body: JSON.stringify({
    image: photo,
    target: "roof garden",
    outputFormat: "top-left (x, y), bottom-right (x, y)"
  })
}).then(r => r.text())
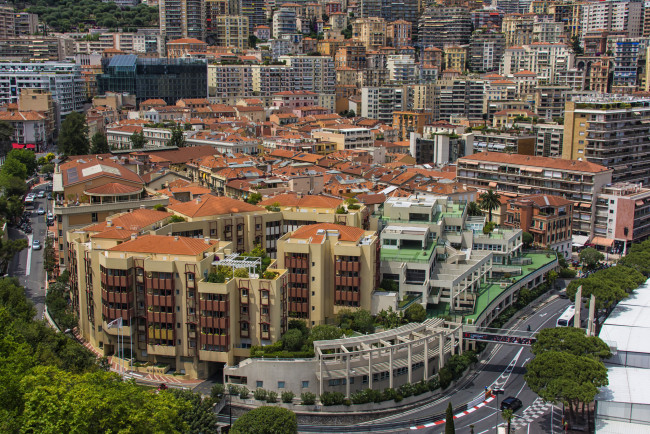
top-left (381, 241), bottom-right (435, 263)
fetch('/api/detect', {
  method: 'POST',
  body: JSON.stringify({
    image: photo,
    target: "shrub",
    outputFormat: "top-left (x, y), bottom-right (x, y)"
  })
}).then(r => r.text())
top-left (262, 271), bottom-right (279, 279)
top-left (239, 387), bottom-right (250, 399)
top-left (301, 392), bottom-right (316, 405)
top-left (394, 394), bottom-right (403, 403)
top-left (320, 391), bottom-right (346, 406)
top-left (231, 406), bottom-right (297, 434)
top-left (427, 377), bottom-right (440, 391)
top-left (267, 391), bottom-right (278, 403)
top-left (234, 268), bottom-right (249, 278)
top-left (382, 388), bottom-right (397, 402)
top-left (398, 383), bottom-right (416, 398)
top-left (228, 384), bottom-right (240, 395)
top-left (169, 215), bottom-right (185, 223)
top-left (350, 388), bottom-right (382, 404)
top-left (254, 388), bottom-right (268, 401)
top-left (439, 368), bottom-right (453, 389)
top-left (281, 391), bottom-right (295, 403)
top-left (211, 383), bottom-right (225, 400)
top-left (559, 268), bottom-right (577, 278)
top-left (414, 381), bottom-right (429, 395)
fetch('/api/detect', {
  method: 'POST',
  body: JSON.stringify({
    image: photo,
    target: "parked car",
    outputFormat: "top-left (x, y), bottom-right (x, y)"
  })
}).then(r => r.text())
top-left (32, 240), bottom-right (41, 250)
top-left (47, 192), bottom-right (53, 200)
top-left (500, 397), bottom-right (522, 411)
top-left (37, 191), bottom-right (45, 198)
top-left (37, 207), bottom-right (45, 215)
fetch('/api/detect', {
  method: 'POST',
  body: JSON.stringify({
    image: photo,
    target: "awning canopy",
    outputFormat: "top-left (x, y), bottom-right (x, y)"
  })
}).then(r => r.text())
top-left (592, 236), bottom-right (614, 248)
top-left (572, 235), bottom-right (589, 247)
top-left (636, 200), bottom-right (645, 206)
top-left (11, 143), bottom-right (24, 149)
top-left (488, 181), bottom-right (497, 187)
top-left (25, 144), bottom-right (35, 149)
top-left (579, 202), bottom-right (591, 208)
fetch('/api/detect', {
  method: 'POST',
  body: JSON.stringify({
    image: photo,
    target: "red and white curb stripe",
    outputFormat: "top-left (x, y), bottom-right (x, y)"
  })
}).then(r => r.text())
top-left (410, 395), bottom-right (495, 430)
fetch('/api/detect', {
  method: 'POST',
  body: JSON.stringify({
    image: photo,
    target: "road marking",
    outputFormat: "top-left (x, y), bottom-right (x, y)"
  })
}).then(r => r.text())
top-left (25, 234), bottom-right (33, 276)
top-left (539, 312), bottom-right (547, 317)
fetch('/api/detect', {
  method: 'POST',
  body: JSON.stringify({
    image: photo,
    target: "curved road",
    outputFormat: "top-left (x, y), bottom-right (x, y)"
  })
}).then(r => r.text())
top-left (294, 292), bottom-right (573, 433)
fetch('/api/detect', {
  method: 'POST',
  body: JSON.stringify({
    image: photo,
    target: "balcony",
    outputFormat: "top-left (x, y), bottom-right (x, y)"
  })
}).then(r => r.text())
top-left (200, 333), bottom-right (229, 347)
top-left (102, 305), bottom-right (134, 321)
top-left (101, 274), bottom-right (132, 287)
top-left (145, 278), bottom-right (174, 291)
top-left (288, 302), bottom-right (308, 313)
top-left (335, 290), bottom-right (360, 303)
top-left (335, 276), bottom-right (361, 287)
top-left (200, 316), bottom-right (228, 329)
top-left (199, 299), bottom-right (228, 312)
top-left (288, 287), bottom-right (308, 299)
top-left (147, 311), bottom-right (174, 323)
top-left (285, 257), bottom-right (308, 268)
top-left (335, 261), bottom-right (360, 272)
top-left (289, 273), bottom-right (308, 284)
top-left (146, 294), bottom-right (174, 307)
top-left (101, 290), bottom-right (133, 304)
top-left (148, 327), bottom-right (174, 341)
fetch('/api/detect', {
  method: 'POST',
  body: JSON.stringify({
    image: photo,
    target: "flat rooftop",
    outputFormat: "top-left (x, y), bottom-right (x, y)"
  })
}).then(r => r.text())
top-left (381, 241), bottom-right (435, 263)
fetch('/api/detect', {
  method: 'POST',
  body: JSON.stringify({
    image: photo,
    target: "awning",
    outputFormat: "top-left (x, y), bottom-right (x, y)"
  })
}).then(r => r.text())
top-left (519, 185), bottom-right (532, 189)
top-left (579, 202), bottom-right (591, 208)
top-left (488, 181), bottom-right (497, 187)
top-left (636, 200), bottom-right (645, 206)
top-left (592, 236), bottom-right (614, 248)
top-left (12, 143), bottom-right (24, 149)
top-left (464, 160), bottom-right (479, 165)
top-left (25, 144), bottom-right (35, 149)
top-left (572, 235), bottom-right (589, 247)
top-left (524, 167), bottom-right (543, 173)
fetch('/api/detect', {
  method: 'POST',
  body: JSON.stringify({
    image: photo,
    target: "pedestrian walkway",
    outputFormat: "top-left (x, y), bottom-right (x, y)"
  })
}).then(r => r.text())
top-left (72, 328), bottom-right (203, 388)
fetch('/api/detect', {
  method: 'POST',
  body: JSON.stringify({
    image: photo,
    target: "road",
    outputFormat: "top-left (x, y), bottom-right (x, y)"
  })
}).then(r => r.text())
top-left (8, 183), bottom-right (51, 320)
top-left (293, 292), bottom-right (574, 433)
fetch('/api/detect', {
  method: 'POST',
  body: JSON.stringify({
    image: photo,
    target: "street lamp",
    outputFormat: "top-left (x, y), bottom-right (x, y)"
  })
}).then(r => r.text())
top-left (493, 388), bottom-right (505, 434)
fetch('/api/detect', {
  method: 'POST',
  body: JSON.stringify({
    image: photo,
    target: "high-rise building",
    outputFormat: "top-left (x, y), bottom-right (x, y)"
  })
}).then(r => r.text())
top-left (272, 7), bottom-right (297, 38)
top-left (352, 17), bottom-right (387, 51)
top-left (501, 13), bottom-right (535, 47)
top-left (14, 12), bottom-right (38, 36)
top-left (469, 29), bottom-right (506, 73)
top-left (241, 0), bottom-right (266, 33)
top-left (160, 0), bottom-right (206, 43)
top-left (212, 15), bottom-right (249, 50)
top-left (418, 7), bottom-right (472, 50)
top-left (563, 97), bottom-right (650, 186)
top-left (97, 55), bottom-right (207, 105)
top-left (438, 78), bottom-right (485, 121)
top-left (361, 86), bottom-right (408, 122)
top-left (534, 123), bottom-right (564, 157)
top-left (279, 55), bottom-right (336, 94)
top-left (580, 0), bottom-right (642, 40)
top-left (608, 38), bottom-right (640, 93)
top-left (0, 5), bottom-right (15, 38)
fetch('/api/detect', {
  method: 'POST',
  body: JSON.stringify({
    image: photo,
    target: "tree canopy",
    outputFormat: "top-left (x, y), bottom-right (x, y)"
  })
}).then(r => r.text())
top-left (90, 132), bottom-right (109, 154)
top-left (58, 112), bottom-right (89, 156)
top-left (478, 189), bottom-right (500, 222)
top-left (466, 201), bottom-right (483, 217)
top-left (532, 327), bottom-right (611, 360)
top-left (231, 406), bottom-right (298, 434)
top-left (579, 247), bottom-right (604, 270)
top-left (618, 239), bottom-right (650, 276)
top-left (6, 149), bottom-right (37, 176)
top-left (168, 124), bottom-right (186, 148)
top-left (130, 131), bottom-right (146, 149)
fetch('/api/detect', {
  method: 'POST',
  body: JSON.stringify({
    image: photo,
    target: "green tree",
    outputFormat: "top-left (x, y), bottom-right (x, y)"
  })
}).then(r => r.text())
top-left (7, 149), bottom-right (37, 175)
top-left (58, 112), bottom-right (89, 156)
top-left (445, 402), bottom-right (455, 434)
top-left (579, 247), bottom-right (604, 270)
top-left (0, 120), bottom-right (13, 156)
top-left (231, 406), bottom-right (298, 434)
top-left (466, 201), bottom-right (483, 217)
top-left (618, 240), bottom-right (650, 275)
top-left (307, 324), bottom-right (344, 345)
top-left (249, 34), bottom-right (259, 47)
top-left (90, 132), bottom-right (109, 154)
top-left (247, 192), bottom-right (263, 205)
top-left (547, 270), bottom-right (558, 288)
top-left (532, 327), bottom-right (611, 360)
top-left (501, 409), bottom-right (513, 434)
top-left (478, 189), bottom-right (501, 222)
top-left (130, 131), bottom-right (146, 149)
top-left (404, 303), bottom-right (427, 323)
top-left (1, 157), bottom-right (27, 180)
top-left (168, 124), bottom-right (186, 148)
top-left (482, 221), bottom-right (496, 234)
top-left (522, 231), bottom-right (534, 248)
top-left (524, 351), bottom-right (608, 424)
top-left (0, 236), bottom-right (27, 273)
top-left (281, 328), bottom-right (304, 351)
top-left (171, 389), bottom-right (219, 434)
top-left (571, 35), bottom-right (584, 55)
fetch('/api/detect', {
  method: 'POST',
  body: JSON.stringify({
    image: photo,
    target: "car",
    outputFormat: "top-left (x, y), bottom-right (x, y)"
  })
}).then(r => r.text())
top-left (37, 207), bottom-right (45, 215)
top-left (500, 397), bottom-right (522, 411)
top-left (47, 193), bottom-right (53, 200)
top-left (47, 211), bottom-right (53, 219)
top-left (37, 191), bottom-right (45, 198)
top-left (32, 240), bottom-right (41, 250)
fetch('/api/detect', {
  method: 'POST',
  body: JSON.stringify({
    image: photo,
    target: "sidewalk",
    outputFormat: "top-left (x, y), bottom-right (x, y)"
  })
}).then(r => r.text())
top-left (72, 328), bottom-right (203, 388)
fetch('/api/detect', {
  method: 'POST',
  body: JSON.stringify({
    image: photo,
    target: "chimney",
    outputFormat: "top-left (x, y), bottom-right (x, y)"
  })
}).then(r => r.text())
top-left (140, 204), bottom-right (146, 209)
top-left (131, 233), bottom-right (137, 240)
top-left (196, 197), bottom-right (201, 204)
top-left (175, 235), bottom-right (179, 241)
top-left (204, 237), bottom-right (210, 244)
top-left (106, 220), bottom-right (112, 227)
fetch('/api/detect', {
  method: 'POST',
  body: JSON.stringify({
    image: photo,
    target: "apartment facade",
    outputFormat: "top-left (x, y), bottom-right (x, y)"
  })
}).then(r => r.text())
top-left (504, 194), bottom-right (573, 257)
top-left (160, 0), bottom-right (206, 42)
top-left (563, 97), bottom-right (650, 186)
top-left (212, 15), bottom-right (249, 51)
top-left (456, 152), bottom-right (613, 236)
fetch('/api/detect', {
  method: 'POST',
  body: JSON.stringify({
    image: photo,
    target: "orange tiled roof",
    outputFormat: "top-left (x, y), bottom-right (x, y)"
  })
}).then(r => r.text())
top-left (60, 156), bottom-right (143, 187)
top-left (290, 223), bottom-right (365, 242)
top-left (167, 194), bottom-right (264, 217)
top-left (109, 234), bottom-right (218, 255)
top-left (459, 152), bottom-right (611, 173)
top-left (91, 228), bottom-right (138, 240)
top-left (85, 182), bottom-right (143, 195)
top-left (168, 38), bottom-right (207, 45)
top-left (84, 208), bottom-right (171, 233)
top-left (510, 194), bottom-right (572, 207)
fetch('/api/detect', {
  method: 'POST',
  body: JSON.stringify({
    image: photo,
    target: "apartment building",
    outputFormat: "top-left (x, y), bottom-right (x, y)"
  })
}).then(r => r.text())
top-left (361, 87), bottom-right (408, 123)
top-left (251, 64), bottom-right (295, 98)
top-left (0, 111), bottom-right (47, 150)
top-left (0, 5), bottom-right (15, 38)
top-left (472, 131), bottom-right (536, 155)
top-left (14, 12), bottom-right (38, 36)
top-left (392, 111), bottom-right (433, 141)
top-left (438, 78), bottom-right (485, 121)
top-left (444, 46), bottom-right (468, 72)
top-left (278, 55), bottom-right (336, 94)
top-left (378, 195), bottom-right (522, 312)
top-left (563, 97), bottom-right (650, 186)
top-left (386, 55), bottom-right (420, 84)
top-left (534, 84), bottom-right (572, 120)
top-left (211, 15), bottom-right (249, 51)
top-left (595, 182), bottom-right (650, 248)
top-left (456, 152), bottom-right (613, 236)
top-left (504, 194), bottom-right (573, 257)
top-left (609, 38), bottom-right (639, 93)
top-left (410, 127), bottom-right (472, 165)
top-left (160, 0), bottom-right (206, 42)
top-left (532, 21), bottom-right (564, 43)
top-left (312, 126), bottom-right (374, 150)
top-left (0, 37), bottom-right (74, 62)
top-left (418, 7), bottom-right (472, 50)
top-left (388, 19), bottom-right (412, 48)
top-left (534, 123), bottom-right (564, 157)
top-left (579, 0), bottom-right (642, 41)
top-left (0, 62), bottom-right (84, 125)
top-left (352, 17), bottom-right (387, 51)
top-left (501, 43), bottom-right (574, 84)
top-left (501, 14), bottom-right (535, 47)
top-left (273, 7), bottom-right (297, 38)
top-left (469, 29), bottom-right (506, 73)
top-left (276, 223), bottom-right (378, 325)
top-left (208, 64), bottom-right (253, 103)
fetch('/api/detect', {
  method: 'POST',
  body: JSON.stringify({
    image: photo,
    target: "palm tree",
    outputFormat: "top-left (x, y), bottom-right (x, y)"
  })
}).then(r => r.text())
top-left (479, 189), bottom-right (501, 222)
top-left (466, 201), bottom-right (483, 217)
top-left (501, 409), bottom-right (513, 433)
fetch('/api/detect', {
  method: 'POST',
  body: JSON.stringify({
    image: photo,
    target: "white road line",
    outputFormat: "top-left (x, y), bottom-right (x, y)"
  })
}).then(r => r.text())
top-left (25, 234), bottom-right (33, 276)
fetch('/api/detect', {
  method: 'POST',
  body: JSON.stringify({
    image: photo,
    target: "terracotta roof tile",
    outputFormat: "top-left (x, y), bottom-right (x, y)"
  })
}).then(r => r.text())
top-left (258, 193), bottom-right (343, 209)
top-left (109, 235), bottom-right (218, 255)
top-left (290, 223), bottom-right (366, 243)
top-left (85, 182), bottom-right (143, 195)
top-left (459, 152), bottom-right (611, 173)
top-left (84, 208), bottom-right (171, 233)
top-left (168, 194), bottom-right (264, 217)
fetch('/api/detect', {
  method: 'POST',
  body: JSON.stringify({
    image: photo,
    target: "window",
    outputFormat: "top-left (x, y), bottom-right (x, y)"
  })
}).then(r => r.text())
top-left (302, 381), bottom-right (309, 388)
top-left (91, 213), bottom-right (98, 222)
top-left (257, 381), bottom-right (263, 388)
top-left (278, 381), bottom-right (285, 389)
